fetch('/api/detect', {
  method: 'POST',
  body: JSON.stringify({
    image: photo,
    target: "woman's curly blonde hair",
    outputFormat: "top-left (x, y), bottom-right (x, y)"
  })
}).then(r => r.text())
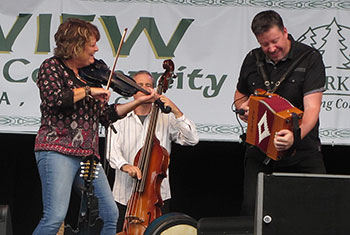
top-left (54, 18), bottom-right (100, 60)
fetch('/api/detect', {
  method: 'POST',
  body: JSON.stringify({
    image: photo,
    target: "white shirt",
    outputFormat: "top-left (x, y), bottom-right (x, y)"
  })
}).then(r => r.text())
top-left (107, 110), bottom-right (199, 205)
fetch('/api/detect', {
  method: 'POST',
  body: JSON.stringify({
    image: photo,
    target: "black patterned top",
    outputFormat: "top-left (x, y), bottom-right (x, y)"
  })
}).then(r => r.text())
top-left (34, 56), bottom-right (120, 158)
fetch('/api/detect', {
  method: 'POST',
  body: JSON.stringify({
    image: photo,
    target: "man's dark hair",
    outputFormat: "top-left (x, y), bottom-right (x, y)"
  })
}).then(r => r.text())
top-left (251, 10), bottom-right (284, 36)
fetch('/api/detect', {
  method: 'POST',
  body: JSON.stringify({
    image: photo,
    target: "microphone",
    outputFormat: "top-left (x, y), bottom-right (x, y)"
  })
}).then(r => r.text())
top-left (233, 109), bottom-right (246, 115)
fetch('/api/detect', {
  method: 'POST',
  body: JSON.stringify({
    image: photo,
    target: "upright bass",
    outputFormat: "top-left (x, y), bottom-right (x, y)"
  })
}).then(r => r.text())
top-left (118, 60), bottom-right (175, 235)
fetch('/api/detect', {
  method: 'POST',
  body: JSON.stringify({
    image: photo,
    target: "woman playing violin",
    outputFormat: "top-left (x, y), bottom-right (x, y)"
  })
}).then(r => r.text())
top-left (33, 18), bottom-right (155, 235)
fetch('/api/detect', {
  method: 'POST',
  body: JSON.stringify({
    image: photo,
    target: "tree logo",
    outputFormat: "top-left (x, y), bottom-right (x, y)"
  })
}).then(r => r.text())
top-left (298, 18), bottom-right (350, 95)
top-left (298, 17), bottom-right (350, 70)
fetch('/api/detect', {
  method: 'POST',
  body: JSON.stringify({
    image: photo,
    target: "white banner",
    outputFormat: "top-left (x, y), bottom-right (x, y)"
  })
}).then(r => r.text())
top-left (1, 0), bottom-right (350, 145)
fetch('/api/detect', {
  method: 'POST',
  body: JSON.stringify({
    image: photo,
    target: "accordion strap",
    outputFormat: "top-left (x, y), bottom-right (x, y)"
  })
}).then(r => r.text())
top-left (253, 48), bottom-right (314, 93)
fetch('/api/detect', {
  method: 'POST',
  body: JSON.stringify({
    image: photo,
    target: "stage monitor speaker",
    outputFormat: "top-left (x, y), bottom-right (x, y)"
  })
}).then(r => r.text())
top-left (255, 173), bottom-right (350, 235)
top-left (197, 216), bottom-right (254, 235)
top-left (0, 205), bottom-right (13, 235)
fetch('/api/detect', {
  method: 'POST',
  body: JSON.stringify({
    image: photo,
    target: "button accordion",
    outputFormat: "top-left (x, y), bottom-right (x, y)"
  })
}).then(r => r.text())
top-left (246, 89), bottom-right (303, 160)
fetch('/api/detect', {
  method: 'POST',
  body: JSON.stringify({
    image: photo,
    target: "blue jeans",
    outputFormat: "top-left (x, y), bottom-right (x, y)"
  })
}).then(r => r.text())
top-left (33, 151), bottom-right (118, 235)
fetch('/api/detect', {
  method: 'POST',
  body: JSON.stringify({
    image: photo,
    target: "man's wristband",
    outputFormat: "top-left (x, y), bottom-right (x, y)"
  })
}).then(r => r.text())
top-left (282, 113), bottom-right (301, 159)
top-left (290, 112), bottom-right (302, 150)
top-left (291, 127), bottom-right (301, 150)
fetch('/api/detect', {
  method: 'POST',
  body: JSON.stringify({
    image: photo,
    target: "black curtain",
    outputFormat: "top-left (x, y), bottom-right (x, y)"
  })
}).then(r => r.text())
top-left (1, 133), bottom-right (349, 234)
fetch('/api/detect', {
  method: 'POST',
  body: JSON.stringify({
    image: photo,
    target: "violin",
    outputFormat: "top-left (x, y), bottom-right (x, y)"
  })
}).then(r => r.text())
top-left (80, 58), bottom-right (172, 113)
top-left (79, 28), bottom-right (146, 97)
top-left (80, 59), bottom-right (149, 97)
top-left (80, 27), bottom-right (171, 113)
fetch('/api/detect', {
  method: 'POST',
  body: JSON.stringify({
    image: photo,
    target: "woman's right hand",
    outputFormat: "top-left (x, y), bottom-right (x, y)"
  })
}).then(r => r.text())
top-left (91, 87), bottom-right (111, 103)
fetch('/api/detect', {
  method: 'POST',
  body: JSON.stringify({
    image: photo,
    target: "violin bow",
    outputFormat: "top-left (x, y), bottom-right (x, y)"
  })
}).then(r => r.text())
top-left (106, 28), bottom-right (128, 90)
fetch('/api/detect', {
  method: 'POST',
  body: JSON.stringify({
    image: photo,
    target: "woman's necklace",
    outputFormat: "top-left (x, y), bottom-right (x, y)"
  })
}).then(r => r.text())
top-left (75, 72), bottom-right (87, 84)
top-left (65, 60), bottom-right (87, 84)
